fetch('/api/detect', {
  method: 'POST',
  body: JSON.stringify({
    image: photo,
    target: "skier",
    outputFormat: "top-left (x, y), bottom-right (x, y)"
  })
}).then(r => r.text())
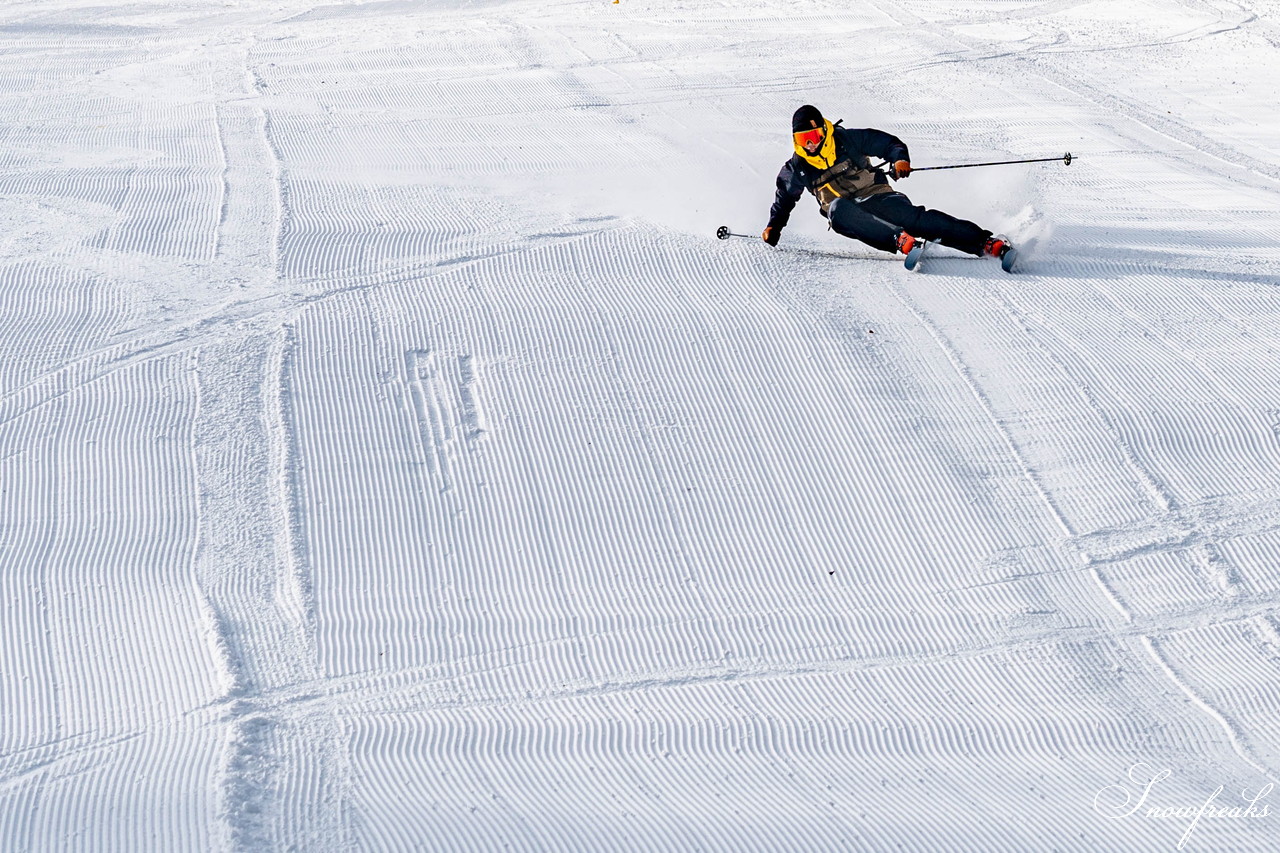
top-left (762, 104), bottom-right (1013, 265)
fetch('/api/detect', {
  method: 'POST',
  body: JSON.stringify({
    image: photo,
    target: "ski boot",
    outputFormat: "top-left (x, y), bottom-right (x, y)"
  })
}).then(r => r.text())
top-left (899, 231), bottom-right (927, 271)
top-left (984, 235), bottom-right (1018, 273)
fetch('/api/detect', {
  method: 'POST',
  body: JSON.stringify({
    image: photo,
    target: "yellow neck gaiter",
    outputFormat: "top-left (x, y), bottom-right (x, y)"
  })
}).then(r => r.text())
top-left (795, 119), bottom-right (837, 170)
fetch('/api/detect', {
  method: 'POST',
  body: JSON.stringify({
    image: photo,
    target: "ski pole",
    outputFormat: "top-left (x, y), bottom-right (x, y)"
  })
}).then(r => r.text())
top-left (908, 152), bottom-right (1074, 172)
top-left (716, 226), bottom-right (754, 240)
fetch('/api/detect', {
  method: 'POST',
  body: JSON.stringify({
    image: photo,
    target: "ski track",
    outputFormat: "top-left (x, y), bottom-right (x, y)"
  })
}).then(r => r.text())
top-left (3, 0), bottom-right (1280, 850)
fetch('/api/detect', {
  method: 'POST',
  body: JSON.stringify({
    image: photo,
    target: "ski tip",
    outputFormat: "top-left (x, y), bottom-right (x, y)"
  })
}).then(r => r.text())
top-left (1001, 246), bottom-right (1019, 273)
top-left (903, 241), bottom-right (927, 271)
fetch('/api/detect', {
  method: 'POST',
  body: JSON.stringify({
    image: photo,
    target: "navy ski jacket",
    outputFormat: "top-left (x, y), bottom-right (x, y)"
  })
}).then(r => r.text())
top-left (767, 125), bottom-right (910, 230)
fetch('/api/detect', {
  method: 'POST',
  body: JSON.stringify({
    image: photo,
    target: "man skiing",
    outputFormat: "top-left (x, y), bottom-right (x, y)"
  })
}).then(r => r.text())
top-left (762, 104), bottom-right (1013, 266)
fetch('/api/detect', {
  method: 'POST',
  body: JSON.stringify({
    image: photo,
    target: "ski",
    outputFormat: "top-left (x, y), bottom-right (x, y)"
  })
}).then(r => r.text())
top-left (1000, 245), bottom-right (1019, 273)
top-left (903, 240), bottom-right (928, 271)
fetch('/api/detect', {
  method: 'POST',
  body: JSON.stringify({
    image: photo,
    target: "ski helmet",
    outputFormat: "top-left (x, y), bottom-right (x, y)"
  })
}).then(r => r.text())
top-left (791, 105), bottom-right (824, 133)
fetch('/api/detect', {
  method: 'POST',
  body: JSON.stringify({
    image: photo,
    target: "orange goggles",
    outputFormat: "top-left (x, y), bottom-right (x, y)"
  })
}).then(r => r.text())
top-left (794, 127), bottom-right (825, 148)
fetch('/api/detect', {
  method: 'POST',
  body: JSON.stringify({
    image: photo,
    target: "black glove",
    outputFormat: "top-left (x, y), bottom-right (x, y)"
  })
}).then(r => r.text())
top-left (762, 225), bottom-right (781, 246)
top-left (889, 159), bottom-right (912, 180)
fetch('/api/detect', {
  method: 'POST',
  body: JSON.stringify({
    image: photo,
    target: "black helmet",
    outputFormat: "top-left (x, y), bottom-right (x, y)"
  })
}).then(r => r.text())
top-left (791, 105), bottom-right (824, 133)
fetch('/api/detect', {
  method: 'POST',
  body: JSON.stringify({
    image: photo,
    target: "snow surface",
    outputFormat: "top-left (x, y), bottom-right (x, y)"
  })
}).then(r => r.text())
top-left (3, 0), bottom-right (1280, 850)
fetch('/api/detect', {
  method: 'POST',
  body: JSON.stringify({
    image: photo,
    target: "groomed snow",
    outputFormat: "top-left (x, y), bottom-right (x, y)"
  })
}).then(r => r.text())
top-left (2, 0), bottom-right (1280, 849)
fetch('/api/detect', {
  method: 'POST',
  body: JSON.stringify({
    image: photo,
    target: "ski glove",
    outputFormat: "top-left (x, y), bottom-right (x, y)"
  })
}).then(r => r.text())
top-left (762, 225), bottom-right (780, 246)
top-left (890, 160), bottom-right (912, 180)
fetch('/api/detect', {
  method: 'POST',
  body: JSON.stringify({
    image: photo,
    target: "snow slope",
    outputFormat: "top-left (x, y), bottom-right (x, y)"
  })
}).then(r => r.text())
top-left (3, 0), bottom-right (1280, 849)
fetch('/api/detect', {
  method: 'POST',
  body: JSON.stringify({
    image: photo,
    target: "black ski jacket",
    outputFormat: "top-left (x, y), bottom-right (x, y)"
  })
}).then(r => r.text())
top-left (767, 125), bottom-right (910, 230)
